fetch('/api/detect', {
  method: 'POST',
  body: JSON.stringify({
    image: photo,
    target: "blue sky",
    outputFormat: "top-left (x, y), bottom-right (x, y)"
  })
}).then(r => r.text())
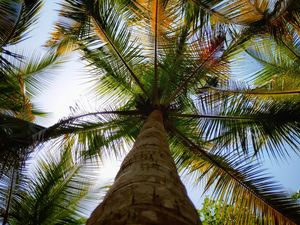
top-left (20, 0), bottom-right (300, 209)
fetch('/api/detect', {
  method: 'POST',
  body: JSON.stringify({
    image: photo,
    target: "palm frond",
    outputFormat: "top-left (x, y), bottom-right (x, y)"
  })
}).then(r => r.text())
top-left (17, 50), bottom-right (63, 97)
top-left (5, 147), bottom-right (100, 225)
top-left (173, 93), bottom-right (300, 159)
top-left (163, 26), bottom-right (228, 104)
top-left (31, 110), bottom-right (141, 160)
top-left (0, 0), bottom-right (42, 46)
top-left (0, 77), bottom-right (23, 114)
top-left (163, 24), bottom-right (252, 104)
top-left (197, 80), bottom-right (300, 100)
top-left (246, 38), bottom-right (300, 84)
top-left (79, 45), bottom-right (138, 106)
top-left (0, 49), bottom-right (63, 122)
top-left (1, 49), bottom-right (63, 100)
top-left (51, 0), bottom-right (148, 96)
top-left (169, 125), bottom-right (300, 225)
top-left (0, 0), bottom-right (42, 73)
top-left (189, 0), bottom-right (270, 26)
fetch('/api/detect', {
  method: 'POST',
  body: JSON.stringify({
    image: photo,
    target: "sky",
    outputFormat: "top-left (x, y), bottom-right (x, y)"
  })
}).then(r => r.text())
top-left (20, 0), bottom-right (300, 209)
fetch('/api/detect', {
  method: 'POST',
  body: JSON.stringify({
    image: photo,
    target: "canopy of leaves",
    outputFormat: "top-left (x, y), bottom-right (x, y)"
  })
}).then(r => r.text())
top-left (2, 0), bottom-right (300, 224)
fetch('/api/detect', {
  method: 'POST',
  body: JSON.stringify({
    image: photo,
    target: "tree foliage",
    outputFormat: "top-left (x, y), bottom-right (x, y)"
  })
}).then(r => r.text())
top-left (198, 197), bottom-right (264, 225)
top-left (291, 190), bottom-right (300, 200)
top-left (0, 146), bottom-right (101, 225)
top-left (1, 0), bottom-right (300, 224)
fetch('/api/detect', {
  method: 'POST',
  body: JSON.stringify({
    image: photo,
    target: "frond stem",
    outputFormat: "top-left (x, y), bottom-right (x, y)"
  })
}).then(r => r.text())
top-left (197, 87), bottom-right (300, 95)
top-left (281, 40), bottom-right (300, 60)
top-left (49, 110), bottom-right (140, 130)
top-left (173, 113), bottom-right (258, 121)
top-left (32, 110), bottom-right (140, 142)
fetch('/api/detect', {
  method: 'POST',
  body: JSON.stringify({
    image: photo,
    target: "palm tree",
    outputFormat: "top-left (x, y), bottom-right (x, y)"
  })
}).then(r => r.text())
top-left (5, 0), bottom-right (300, 224)
top-left (40, 0), bottom-right (300, 224)
top-left (0, 0), bottom-right (41, 170)
top-left (0, 2), bottom-right (88, 223)
top-left (0, 0), bottom-right (68, 174)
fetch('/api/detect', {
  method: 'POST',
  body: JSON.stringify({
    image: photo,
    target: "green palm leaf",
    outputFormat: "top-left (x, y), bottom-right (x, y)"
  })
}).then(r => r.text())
top-left (50, 0), bottom-right (148, 96)
top-left (34, 109), bottom-right (142, 160)
top-left (183, 93), bottom-right (300, 158)
top-left (0, 0), bottom-right (42, 46)
top-left (1, 147), bottom-right (100, 225)
top-left (245, 41), bottom-right (300, 98)
top-left (0, 0), bottom-right (42, 74)
top-left (169, 127), bottom-right (300, 225)
top-left (182, 152), bottom-right (300, 224)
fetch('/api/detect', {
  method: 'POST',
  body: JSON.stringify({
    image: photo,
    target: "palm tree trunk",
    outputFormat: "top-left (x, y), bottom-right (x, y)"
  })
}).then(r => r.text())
top-left (87, 110), bottom-right (201, 225)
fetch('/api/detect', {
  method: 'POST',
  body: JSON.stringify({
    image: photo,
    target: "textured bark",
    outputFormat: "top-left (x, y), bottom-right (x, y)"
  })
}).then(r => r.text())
top-left (87, 110), bottom-right (201, 225)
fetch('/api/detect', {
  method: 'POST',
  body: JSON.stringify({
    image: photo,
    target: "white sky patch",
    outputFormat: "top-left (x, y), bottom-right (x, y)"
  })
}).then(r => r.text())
top-left (98, 159), bottom-right (122, 182)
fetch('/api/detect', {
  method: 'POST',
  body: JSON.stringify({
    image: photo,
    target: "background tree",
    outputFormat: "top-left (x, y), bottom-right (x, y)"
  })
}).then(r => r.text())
top-left (198, 197), bottom-right (264, 225)
top-left (199, 190), bottom-right (300, 225)
top-left (292, 190), bottom-right (300, 200)
top-left (0, 0), bottom-right (65, 174)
